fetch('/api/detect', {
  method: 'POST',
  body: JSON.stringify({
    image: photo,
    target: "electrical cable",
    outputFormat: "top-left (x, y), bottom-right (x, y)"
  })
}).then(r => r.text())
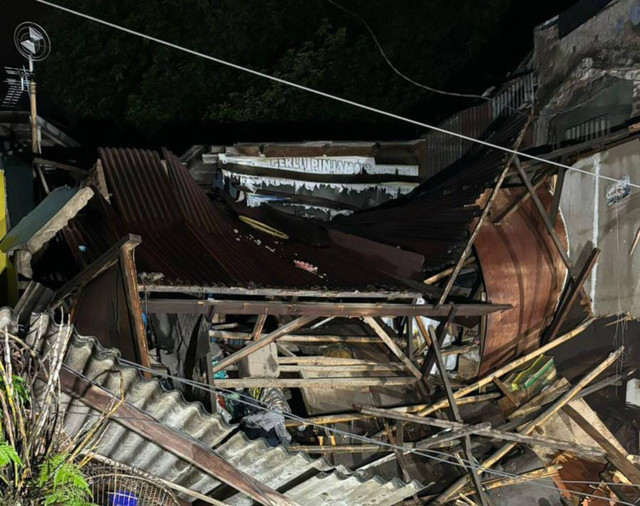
top-left (89, 358), bottom-right (638, 505)
top-left (30, 0), bottom-right (640, 190)
top-left (326, 0), bottom-right (617, 120)
top-left (325, 0), bottom-right (489, 101)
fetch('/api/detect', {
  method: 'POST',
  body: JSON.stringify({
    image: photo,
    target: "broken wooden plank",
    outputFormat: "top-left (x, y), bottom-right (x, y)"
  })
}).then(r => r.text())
top-left (427, 313), bottom-right (491, 506)
top-left (509, 378), bottom-right (571, 420)
top-left (288, 444), bottom-right (392, 453)
top-left (210, 316), bottom-right (316, 375)
top-left (365, 317), bottom-right (422, 379)
top-left (564, 404), bottom-right (640, 484)
top-left (453, 465), bottom-right (562, 500)
top-left (147, 299), bottom-right (512, 317)
top-left (549, 167), bottom-right (565, 225)
top-left (52, 234), bottom-right (141, 306)
top-left (418, 423), bottom-right (491, 450)
top-left (513, 156), bottom-right (577, 279)
top-left (417, 317), bottom-right (594, 417)
top-left (211, 330), bottom-right (405, 347)
top-left (119, 238), bottom-right (151, 377)
top-left (424, 258), bottom-right (475, 285)
top-left (284, 393), bottom-right (503, 429)
top-left (433, 347), bottom-right (623, 504)
top-left (544, 248), bottom-right (600, 343)
top-left (59, 367), bottom-right (296, 506)
top-left (357, 406), bottom-right (604, 460)
top-left (225, 363), bottom-right (409, 374)
top-left (33, 157), bottom-right (86, 175)
top-left (251, 314), bottom-right (267, 341)
top-left (438, 117), bottom-right (532, 306)
top-left (211, 376), bottom-right (416, 388)
top-left (421, 305), bottom-right (457, 382)
top-left (492, 173), bottom-right (549, 226)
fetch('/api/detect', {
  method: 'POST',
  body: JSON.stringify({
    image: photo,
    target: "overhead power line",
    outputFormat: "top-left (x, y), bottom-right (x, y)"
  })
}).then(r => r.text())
top-left (31, 0), bottom-right (640, 191)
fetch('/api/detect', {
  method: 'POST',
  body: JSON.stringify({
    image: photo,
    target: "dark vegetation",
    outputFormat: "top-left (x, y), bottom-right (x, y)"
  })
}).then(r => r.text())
top-left (6, 0), bottom-right (575, 150)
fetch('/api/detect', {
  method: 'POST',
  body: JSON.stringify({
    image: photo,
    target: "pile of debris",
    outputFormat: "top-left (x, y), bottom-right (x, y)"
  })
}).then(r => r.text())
top-left (0, 100), bottom-right (637, 506)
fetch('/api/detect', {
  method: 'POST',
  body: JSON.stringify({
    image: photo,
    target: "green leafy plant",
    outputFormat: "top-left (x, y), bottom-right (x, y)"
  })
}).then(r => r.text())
top-left (0, 327), bottom-right (114, 505)
top-left (0, 440), bottom-right (22, 470)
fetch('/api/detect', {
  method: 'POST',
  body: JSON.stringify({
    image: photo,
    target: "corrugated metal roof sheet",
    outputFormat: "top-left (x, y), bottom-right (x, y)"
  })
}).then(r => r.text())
top-left (333, 113), bottom-right (530, 273)
top-left (17, 310), bottom-right (421, 505)
top-left (74, 147), bottom-right (418, 294)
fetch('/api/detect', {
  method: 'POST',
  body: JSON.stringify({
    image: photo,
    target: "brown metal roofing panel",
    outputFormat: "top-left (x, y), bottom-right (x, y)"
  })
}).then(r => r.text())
top-left (163, 148), bottom-right (226, 235)
top-left (333, 113), bottom-right (529, 272)
top-left (474, 186), bottom-right (568, 375)
top-left (99, 147), bottom-right (182, 227)
top-left (93, 147), bottom-right (414, 293)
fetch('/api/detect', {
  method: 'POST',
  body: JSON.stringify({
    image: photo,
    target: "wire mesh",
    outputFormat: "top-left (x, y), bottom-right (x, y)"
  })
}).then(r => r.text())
top-left (85, 465), bottom-right (179, 506)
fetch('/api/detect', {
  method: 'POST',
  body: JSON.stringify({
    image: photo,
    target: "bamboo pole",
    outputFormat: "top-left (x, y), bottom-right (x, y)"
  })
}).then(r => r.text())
top-left (424, 258), bottom-right (475, 285)
top-left (453, 465), bottom-right (562, 499)
top-left (433, 347), bottom-right (623, 504)
top-left (365, 317), bottom-right (422, 379)
top-left (358, 406), bottom-right (604, 459)
top-left (210, 316), bottom-right (316, 375)
top-left (417, 317), bottom-right (594, 417)
top-left (211, 376), bottom-right (416, 388)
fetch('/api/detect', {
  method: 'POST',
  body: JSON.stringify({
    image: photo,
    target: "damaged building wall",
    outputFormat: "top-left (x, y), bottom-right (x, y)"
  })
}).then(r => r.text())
top-left (534, 0), bottom-right (639, 106)
top-left (560, 137), bottom-right (640, 317)
top-left (533, 0), bottom-right (640, 146)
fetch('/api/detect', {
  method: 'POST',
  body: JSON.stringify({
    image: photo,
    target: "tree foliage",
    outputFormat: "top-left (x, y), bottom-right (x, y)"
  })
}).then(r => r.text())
top-left (36, 0), bottom-right (574, 145)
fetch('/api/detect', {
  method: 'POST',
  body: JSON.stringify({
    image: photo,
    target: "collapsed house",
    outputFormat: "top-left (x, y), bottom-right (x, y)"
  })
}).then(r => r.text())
top-left (2, 0), bottom-right (640, 504)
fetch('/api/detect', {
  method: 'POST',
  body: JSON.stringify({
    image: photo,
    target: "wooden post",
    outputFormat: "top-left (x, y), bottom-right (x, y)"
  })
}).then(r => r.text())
top-left (251, 314), bottom-right (267, 340)
top-left (416, 317), bottom-right (594, 417)
top-left (433, 347), bottom-right (623, 504)
top-left (414, 316), bottom-right (432, 355)
top-left (210, 316), bottom-right (316, 375)
top-left (52, 235), bottom-right (140, 306)
top-left (438, 117), bottom-right (532, 306)
top-left (119, 238), bottom-right (151, 378)
top-left (549, 166), bottom-right (566, 225)
top-left (428, 310), bottom-right (491, 506)
top-left (513, 157), bottom-right (577, 280)
top-left (543, 248), bottom-right (600, 343)
top-left (564, 404), bottom-right (640, 484)
top-left (492, 173), bottom-right (549, 226)
top-left (421, 306), bottom-right (457, 382)
top-left (364, 317), bottom-right (421, 379)
top-left (59, 368), bottom-right (297, 506)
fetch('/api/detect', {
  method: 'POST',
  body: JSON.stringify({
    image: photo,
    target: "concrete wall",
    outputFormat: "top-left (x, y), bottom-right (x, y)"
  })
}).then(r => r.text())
top-left (534, 0), bottom-right (640, 105)
top-left (560, 137), bottom-right (640, 316)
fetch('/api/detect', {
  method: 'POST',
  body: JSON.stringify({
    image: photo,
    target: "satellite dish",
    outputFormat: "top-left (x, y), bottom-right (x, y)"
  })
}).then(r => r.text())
top-left (13, 22), bottom-right (51, 63)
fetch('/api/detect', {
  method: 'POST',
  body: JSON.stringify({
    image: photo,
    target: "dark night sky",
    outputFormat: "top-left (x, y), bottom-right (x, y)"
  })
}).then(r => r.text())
top-left (2, 0), bottom-right (578, 150)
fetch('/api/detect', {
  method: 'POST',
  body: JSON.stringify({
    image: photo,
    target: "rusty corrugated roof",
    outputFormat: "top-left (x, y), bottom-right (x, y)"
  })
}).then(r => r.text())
top-left (80, 147), bottom-right (418, 294)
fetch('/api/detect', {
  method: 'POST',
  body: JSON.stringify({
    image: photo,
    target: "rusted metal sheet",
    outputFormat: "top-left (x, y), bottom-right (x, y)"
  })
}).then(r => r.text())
top-left (334, 113), bottom-right (529, 273)
top-left (475, 186), bottom-right (568, 376)
top-left (89, 147), bottom-right (416, 294)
